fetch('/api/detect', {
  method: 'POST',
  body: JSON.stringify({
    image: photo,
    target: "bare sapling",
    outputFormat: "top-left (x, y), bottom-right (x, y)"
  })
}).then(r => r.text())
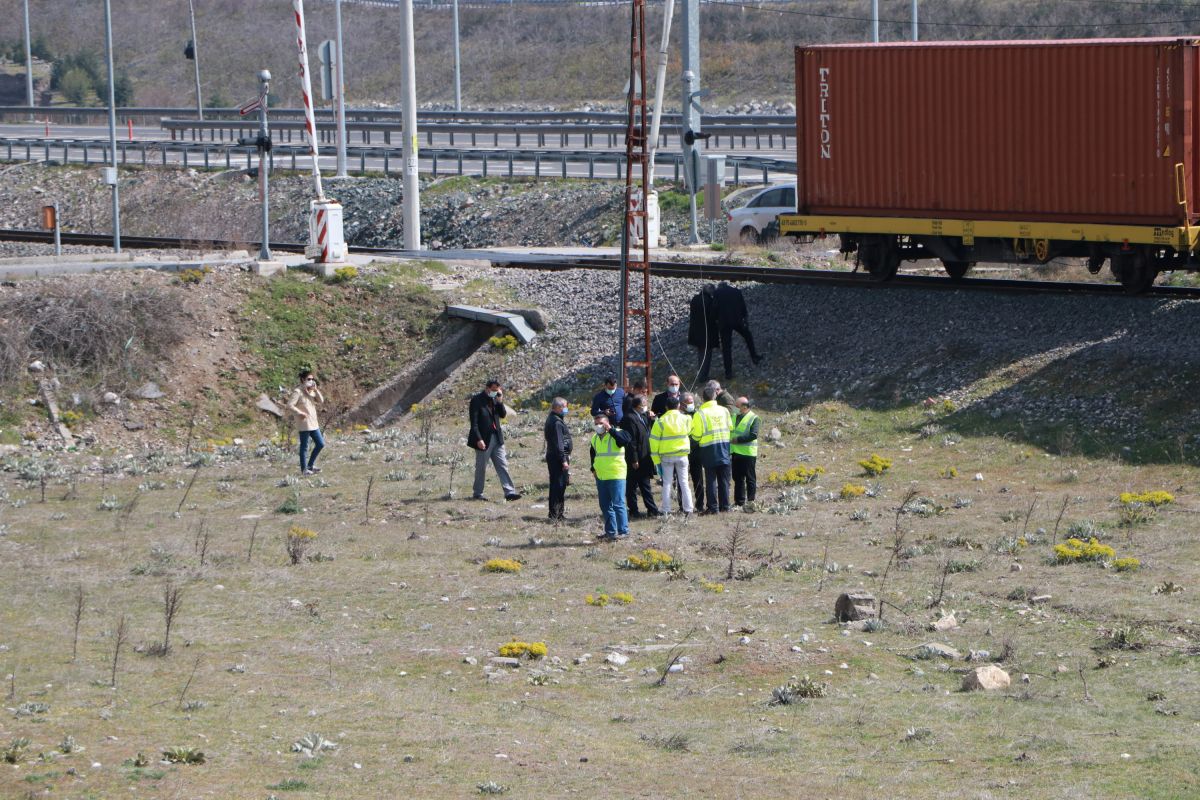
top-left (724, 520), bottom-right (747, 581)
top-left (160, 582), bottom-right (184, 655)
top-left (1052, 496), bottom-right (1070, 543)
top-left (176, 464), bottom-right (202, 515)
top-left (177, 654), bottom-right (202, 710)
top-left (1021, 495), bottom-right (1039, 539)
top-left (877, 489), bottom-right (919, 623)
top-left (117, 492), bottom-right (140, 532)
top-left (110, 614), bottom-right (128, 688)
top-left (247, 519), bottom-right (260, 562)
top-left (446, 452), bottom-right (464, 499)
top-left (194, 519), bottom-right (210, 567)
top-left (364, 475), bottom-right (375, 524)
top-left (70, 585), bottom-right (85, 662)
top-left (927, 558), bottom-right (951, 609)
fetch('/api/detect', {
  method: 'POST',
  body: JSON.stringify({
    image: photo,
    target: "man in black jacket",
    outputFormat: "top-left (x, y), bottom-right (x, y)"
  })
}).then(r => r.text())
top-left (650, 372), bottom-right (683, 418)
top-left (714, 281), bottom-right (763, 380)
top-left (543, 396), bottom-right (573, 521)
top-left (619, 394), bottom-right (660, 518)
top-left (688, 285), bottom-right (721, 383)
top-left (468, 379), bottom-right (520, 501)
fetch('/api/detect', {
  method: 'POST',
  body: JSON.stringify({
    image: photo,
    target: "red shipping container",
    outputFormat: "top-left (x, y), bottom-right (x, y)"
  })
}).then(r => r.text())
top-left (795, 38), bottom-right (1200, 227)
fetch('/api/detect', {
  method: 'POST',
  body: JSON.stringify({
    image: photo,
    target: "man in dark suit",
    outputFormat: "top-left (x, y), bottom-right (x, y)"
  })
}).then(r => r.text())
top-left (543, 396), bottom-right (573, 521)
top-left (714, 281), bottom-right (763, 379)
top-left (650, 372), bottom-right (683, 418)
top-left (468, 378), bottom-right (520, 501)
top-left (688, 284), bottom-right (721, 383)
top-left (619, 393), bottom-right (660, 518)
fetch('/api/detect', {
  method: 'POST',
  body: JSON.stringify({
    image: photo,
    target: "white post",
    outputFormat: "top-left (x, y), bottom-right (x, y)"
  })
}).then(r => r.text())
top-left (871, 0), bottom-right (879, 43)
top-left (291, 0), bottom-right (325, 201)
top-left (334, 0), bottom-right (348, 177)
top-left (911, 0), bottom-right (918, 41)
top-left (188, 0), bottom-right (204, 120)
top-left (400, 0), bottom-right (421, 250)
top-left (452, 0), bottom-right (462, 112)
top-left (103, 0), bottom-right (121, 253)
top-left (22, 0), bottom-right (33, 116)
top-left (646, 0), bottom-right (675, 190)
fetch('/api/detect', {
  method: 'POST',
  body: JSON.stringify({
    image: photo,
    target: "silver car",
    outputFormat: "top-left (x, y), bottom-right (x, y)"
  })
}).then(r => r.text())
top-left (725, 183), bottom-right (796, 245)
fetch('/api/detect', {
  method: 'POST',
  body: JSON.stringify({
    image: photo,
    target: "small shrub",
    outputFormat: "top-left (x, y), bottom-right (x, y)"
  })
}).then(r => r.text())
top-left (945, 558), bottom-right (981, 574)
top-left (482, 558), bottom-right (522, 574)
top-left (938, 466), bottom-right (957, 479)
top-left (767, 465), bottom-right (825, 486)
top-left (267, 778), bottom-right (308, 791)
top-left (1119, 490), bottom-right (1174, 507)
top-left (839, 483), bottom-right (867, 500)
top-left (1112, 557), bottom-right (1141, 572)
top-left (1152, 581), bottom-right (1184, 595)
top-left (3, 737), bottom-right (30, 764)
top-left (477, 781), bottom-right (509, 795)
top-left (178, 267), bottom-right (211, 286)
top-left (586, 592), bottom-right (634, 606)
top-left (275, 492), bottom-right (302, 515)
top-left (1053, 537), bottom-right (1115, 564)
top-left (488, 334), bottom-right (519, 352)
top-left (328, 265), bottom-right (358, 284)
top-left (161, 746), bottom-right (205, 764)
top-left (617, 548), bottom-right (679, 572)
top-left (700, 580), bottom-right (725, 593)
top-left (858, 453), bottom-right (893, 477)
top-left (285, 525), bottom-right (317, 565)
top-left (291, 733), bottom-right (337, 758)
top-left (498, 641), bottom-right (547, 659)
top-left (770, 675), bottom-right (828, 705)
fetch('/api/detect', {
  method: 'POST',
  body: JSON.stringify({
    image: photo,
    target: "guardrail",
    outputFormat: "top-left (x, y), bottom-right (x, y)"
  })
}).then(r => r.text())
top-left (158, 117), bottom-right (794, 151)
top-left (0, 136), bottom-right (796, 184)
top-left (0, 105), bottom-right (794, 131)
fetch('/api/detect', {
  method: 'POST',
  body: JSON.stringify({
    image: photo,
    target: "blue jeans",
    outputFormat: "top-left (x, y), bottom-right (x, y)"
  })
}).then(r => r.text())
top-left (596, 478), bottom-right (628, 537)
top-left (299, 429), bottom-right (325, 471)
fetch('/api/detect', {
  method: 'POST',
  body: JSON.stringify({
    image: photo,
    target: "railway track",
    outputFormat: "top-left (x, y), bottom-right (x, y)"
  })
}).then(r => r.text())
top-left (2, 228), bottom-right (1198, 298)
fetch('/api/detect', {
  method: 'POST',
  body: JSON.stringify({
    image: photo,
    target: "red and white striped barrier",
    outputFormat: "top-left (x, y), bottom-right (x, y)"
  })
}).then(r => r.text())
top-left (292, 0), bottom-right (346, 264)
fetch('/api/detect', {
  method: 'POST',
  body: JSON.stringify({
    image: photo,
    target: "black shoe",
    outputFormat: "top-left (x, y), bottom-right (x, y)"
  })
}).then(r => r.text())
top-left (504, 493), bottom-right (522, 501)
top-left (470, 494), bottom-right (487, 501)
top-left (628, 510), bottom-right (644, 519)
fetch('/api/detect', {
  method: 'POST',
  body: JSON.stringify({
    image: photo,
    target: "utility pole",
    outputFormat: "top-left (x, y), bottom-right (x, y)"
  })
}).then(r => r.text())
top-left (452, 0), bottom-right (462, 112)
top-left (102, 0), bottom-right (121, 253)
top-left (911, 0), bottom-right (919, 41)
top-left (22, 0), bottom-right (33, 116)
top-left (334, 0), bottom-right (348, 177)
top-left (187, 0), bottom-right (204, 119)
top-left (257, 71), bottom-right (271, 261)
top-left (400, 0), bottom-right (421, 249)
top-left (871, 0), bottom-right (879, 43)
top-left (680, 0), bottom-right (701, 244)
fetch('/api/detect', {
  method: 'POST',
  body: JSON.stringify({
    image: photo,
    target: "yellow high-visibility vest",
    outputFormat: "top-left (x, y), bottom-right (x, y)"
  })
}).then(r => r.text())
top-left (690, 400), bottom-right (731, 448)
top-left (590, 433), bottom-right (627, 480)
top-left (730, 411), bottom-right (759, 458)
top-left (649, 410), bottom-right (691, 465)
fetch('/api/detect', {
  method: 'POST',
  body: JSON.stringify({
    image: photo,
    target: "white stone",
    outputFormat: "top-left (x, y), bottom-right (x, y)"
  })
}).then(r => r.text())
top-left (963, 666), bottom-right (1011, 692)
top-left (1010, 562), bottom-right (1023, 572)
top-left (605, 652), bottom-right (629, 667)
top-left (931, 613), bottom-right (958, 632)
top-left (102, 391), bottom-right (120, 405)
top-left (974, 473), bottom-right (984, 481)
top-left (28, 360), bottom-right (45, 373)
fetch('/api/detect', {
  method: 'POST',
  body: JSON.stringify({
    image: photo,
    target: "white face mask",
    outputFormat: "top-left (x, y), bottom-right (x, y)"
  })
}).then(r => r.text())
top-left (685, 403), bottom-right (696, 413)
top-left (667, 385), bottom-right (680, 394)
top-left (605, 387), bottom-right (616, 396)
top-left (487, 390), bottom-right (499, 399)
top-left (305, 379), bottom-right (316, 387)
top-left (594, 424), bottom-right (606, 435)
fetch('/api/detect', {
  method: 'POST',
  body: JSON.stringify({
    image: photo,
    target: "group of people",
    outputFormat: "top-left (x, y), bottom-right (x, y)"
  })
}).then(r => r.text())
top-left (466, 373), bottom-right (761, 541)
top-left (688, 281), bottom-right (763, 382)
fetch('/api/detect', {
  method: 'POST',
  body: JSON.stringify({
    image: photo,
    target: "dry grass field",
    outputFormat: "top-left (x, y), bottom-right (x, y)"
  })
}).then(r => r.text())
top-left (1, 399), bottom-right (1197, 799)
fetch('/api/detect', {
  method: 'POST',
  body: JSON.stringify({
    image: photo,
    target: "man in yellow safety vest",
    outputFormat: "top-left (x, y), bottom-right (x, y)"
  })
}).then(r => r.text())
top-left (690, 382), bottom-right (733, 513)
top-left (589, 414), bottom-right (633, 540)
top-left (649, 393), bottom-right (695, 516)
top-left (730, 395), bottom-right (760, 506)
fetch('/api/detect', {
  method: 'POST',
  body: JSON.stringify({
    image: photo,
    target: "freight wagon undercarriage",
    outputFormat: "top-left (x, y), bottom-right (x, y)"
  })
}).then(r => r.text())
top-left (778, 214), bottom-right (1200, 294)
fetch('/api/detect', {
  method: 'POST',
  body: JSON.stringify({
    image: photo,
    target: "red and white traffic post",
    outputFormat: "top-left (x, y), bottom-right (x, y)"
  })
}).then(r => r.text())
top-left (292, 0), bottom-right (346, 266)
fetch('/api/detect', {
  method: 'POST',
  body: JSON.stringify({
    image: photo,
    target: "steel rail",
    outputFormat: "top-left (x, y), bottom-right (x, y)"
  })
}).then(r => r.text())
top-left (1, 228), bottom-right (1196, 297)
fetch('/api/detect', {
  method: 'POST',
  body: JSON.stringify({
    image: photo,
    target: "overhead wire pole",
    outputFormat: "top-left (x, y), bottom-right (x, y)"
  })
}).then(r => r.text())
top-left (453, 0), bottom-right (462, 111)
top-left (912, 0), bottom-right (919, 41)
top-left (187, 0), bottom-right (204, 119)
top-left (335, 0), bottom-right (349, 176)
top-left (400, 0), bottom-right (421, 249)
top-left (102, 0), bottom-right (121, 253)
top-left (619, 0), bottom-right (652, 391)
top-left (871, 0), bottom-right (879, 42)
top-left (22, 0), bottom-right (33, 118)
top-left (645, 0), bottom-right (676, 248)
top-left (680, 0), bottom-right (701, 244)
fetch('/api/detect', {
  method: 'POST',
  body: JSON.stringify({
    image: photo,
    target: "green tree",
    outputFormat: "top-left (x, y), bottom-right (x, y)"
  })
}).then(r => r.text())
top-left (58, 68), bottom-right (93, 105)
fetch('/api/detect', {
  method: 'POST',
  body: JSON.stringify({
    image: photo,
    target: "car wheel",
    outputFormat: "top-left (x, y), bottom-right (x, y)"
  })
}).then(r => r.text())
top-left (738, 226), bottom-right (758, 246)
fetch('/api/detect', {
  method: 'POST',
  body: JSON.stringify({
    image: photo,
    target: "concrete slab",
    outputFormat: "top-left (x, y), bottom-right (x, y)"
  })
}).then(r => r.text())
top-left (252, 260), bottom-right (288, 277)
top-left (446, 304), bottom-right (537, 345)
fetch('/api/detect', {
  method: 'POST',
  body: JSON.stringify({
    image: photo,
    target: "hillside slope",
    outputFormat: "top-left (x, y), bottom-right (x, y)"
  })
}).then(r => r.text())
top-left (2, 0), bottom-right (1197, 109)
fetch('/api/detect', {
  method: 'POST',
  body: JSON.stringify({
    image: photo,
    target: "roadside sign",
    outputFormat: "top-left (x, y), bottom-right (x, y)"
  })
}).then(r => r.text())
top-left (40, 205), bottom-right (56, 230)
top-left (239, 96), bottom-right (263, 116)
top-left (318, 40), bottom-right (334, 102)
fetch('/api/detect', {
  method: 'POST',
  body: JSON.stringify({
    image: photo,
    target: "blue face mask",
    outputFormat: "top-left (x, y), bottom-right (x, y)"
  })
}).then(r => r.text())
top-left (605, 388), bottom-right (616, 396)
top-left (559, 408), bottom-right (569, 416)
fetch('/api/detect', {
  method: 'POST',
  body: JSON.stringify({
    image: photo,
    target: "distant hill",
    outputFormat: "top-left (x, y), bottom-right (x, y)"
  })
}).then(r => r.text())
top-left (2, 0), bottom-right (1199, 111)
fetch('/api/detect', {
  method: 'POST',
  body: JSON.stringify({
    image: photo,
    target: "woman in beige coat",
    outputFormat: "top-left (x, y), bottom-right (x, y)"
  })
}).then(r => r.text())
top-left (286, 369), bottom-right (326, 474)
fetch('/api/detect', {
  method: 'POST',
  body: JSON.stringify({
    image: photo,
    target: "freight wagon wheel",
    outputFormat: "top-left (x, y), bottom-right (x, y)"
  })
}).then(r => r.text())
top-left (859, 238), bottom-right (900, 282)
top-left (942, 261), bottom-right (973, 280)
top-left (1111, 250), bottom-right (1158, 295)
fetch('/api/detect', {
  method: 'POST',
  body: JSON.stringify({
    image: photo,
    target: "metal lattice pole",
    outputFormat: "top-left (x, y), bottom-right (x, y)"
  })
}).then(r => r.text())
top-left (619, 0), bottom-right (651, 392)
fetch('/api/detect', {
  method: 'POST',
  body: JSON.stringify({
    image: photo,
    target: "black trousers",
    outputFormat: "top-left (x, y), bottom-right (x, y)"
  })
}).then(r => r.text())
top-left (704, 462), bottom-right (732, 512)
top-left (720, 321), bottom-right (760, 378)
top-left (547, 459), bottom-right (568, 519)
top-left (697, 346), bottom-right (718, 383)
top-left (626, 461), bottom-right (660, 516)
top-left (688, 452), bottom-right (705, 511)
top-left (732, 453), bottom-right (757, 505)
